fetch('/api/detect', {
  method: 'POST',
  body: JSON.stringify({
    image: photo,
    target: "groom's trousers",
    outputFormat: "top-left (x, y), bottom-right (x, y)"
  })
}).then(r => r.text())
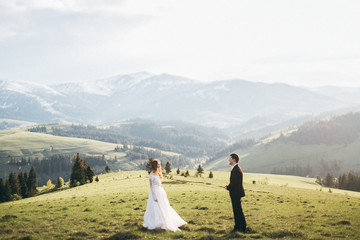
top-left (230, 192), bottom-right (246, 232)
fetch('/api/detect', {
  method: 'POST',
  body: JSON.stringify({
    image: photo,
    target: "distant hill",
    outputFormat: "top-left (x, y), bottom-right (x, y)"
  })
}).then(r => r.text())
top-left (27, 119), bottom-right (228, 157)
top-left (2, 72), bottom-right (360, 140)
top-left (0, 119), bottom-right (228, 182)
top-left (2, 112), bottom-right (360, 182)
top-left (0, 119), bottom-right (35, 130)
top-left (205, 111), bottom-right (360, 177)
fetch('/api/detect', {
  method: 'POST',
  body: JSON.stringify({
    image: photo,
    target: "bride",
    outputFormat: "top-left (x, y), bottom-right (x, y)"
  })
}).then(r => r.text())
top-left (143, 159), bottom-right (187, 231)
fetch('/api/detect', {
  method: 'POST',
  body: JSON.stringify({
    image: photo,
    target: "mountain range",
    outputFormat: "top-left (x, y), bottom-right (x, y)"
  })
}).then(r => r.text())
top-left (2, 72), bottom-right (360, 140)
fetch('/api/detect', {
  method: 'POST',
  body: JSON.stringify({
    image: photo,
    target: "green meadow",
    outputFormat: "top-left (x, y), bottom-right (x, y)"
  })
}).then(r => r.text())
top-left (1, 171), bottom-right (359, 240)
top-left (0, 128), bottom-right (178, 172)
top-left (0, 128), bottom-right (122, 159)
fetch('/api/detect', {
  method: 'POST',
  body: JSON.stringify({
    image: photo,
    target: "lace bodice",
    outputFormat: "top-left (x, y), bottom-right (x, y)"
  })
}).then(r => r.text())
top-left (149, 174), bottom-right (161, 187)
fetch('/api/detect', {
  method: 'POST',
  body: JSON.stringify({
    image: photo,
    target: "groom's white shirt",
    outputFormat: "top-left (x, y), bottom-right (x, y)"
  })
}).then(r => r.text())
top-left (231, 163), bottom-right (238, 171)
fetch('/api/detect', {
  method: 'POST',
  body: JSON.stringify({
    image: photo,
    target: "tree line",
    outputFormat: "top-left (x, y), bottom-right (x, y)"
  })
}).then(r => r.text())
top-left (123, 145), bottom-right (189, 169)
top-left (271, 159), bottom-right (344, 178)
top-left (8, 154), bottom-right (105, 185)
top-left (28, 125), bottom-right (47, 133)
top-left (145, 158), bottom-right (213, 178)
top-left (277, 112), bottom-right (360, 145)
top-left (317, 172), bottom-right (360, 192)
top-left (0, 167), bottom-right (37, 202)
top-left (28, 121), bottom-right (227, 158)
top-left (271, 163), bottom-right (313, 177)
top-left (70, 153), bottom-right (96, 187)
top-left (1, 153), bottom-right (98, 203)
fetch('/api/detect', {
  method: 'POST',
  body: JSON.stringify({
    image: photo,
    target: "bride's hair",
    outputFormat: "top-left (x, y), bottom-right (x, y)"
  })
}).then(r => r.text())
top-left (151, 159), bottom-right (163, 179)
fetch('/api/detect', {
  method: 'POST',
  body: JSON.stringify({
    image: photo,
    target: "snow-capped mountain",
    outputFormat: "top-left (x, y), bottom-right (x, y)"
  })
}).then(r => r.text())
top-left (1, 73), bottom-right (360, 136)
top-left (54, 72), bottom-right (196, 96)
top-left (0, 79), bottom-right (69, 122)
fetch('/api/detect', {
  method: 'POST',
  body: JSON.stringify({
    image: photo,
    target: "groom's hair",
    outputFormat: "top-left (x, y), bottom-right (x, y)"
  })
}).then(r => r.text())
top-left (230, 153), bottom-right (239, 163)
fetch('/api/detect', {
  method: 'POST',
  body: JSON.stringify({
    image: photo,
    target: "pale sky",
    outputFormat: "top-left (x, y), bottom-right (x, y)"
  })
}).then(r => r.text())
top-left (1, 0), bottom-right (360, 87)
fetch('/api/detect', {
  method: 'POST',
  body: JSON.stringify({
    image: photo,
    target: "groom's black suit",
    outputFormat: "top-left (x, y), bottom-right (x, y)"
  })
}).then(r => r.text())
top-left (226, 164), bottom-right (246, 232)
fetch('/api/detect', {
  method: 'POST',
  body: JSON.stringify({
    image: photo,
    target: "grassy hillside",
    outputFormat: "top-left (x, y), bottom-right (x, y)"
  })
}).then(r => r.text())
top-left (206, 138), bottom-right (360, 175)
top-left (0, 128), bottom-right (123, 158)
top-left (207, 112), bottom-right (360, 176)
top-left (0, 171), bottom-right (359, 239)
top-left (0, 128), bottom-right (179, 179)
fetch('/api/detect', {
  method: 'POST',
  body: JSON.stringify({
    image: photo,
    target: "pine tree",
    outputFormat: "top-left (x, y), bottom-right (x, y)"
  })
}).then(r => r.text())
top-left (165, 161), bottom-right (171, 174)
top-left (27, 166), bottom-right (38, 197)
top-left (338, 173), bottom-right (348, 190)
top-left (185, 170), bottom-right (190, 177)
top-left (0, 178), bottom-right (5, 202)
top-left (81, 158), bottom-right (87, 184)
top-left (9, 172), bottom-right (20, 195)
top-left (4, 179), bottom-right (12, 202)
top-left (145, 158), bottom-right (154, 173)
top-left (323, 172), bottom-right (336, 187)
top-left (86, 165), bottom-right (95, 183)
top-left (55, 177), bottom-right (64, 189)
top-left (197, 165), bottom-right (204, 175)
top-left (348, 172), bottom-right (360, 191)
top-left (209, 171), bottom-right (214, 178)
top-left (70, 153), bottom-right (86, 187)
top-left (95, 176), bottom-right (99, 182)
top-left (18, 171), bottom-right (29, 198)
top-left (105, 165), bottom-right (111, 173)
top-left (176, 168), bottom-right (180, 175)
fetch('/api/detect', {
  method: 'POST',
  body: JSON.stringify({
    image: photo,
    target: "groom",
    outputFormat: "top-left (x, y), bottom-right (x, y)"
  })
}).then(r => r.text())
top-left (225, 153), bottom-right (246, 232)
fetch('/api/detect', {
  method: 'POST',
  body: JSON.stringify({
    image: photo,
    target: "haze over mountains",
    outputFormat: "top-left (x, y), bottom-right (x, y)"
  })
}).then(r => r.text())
top-left (2, 72), bottom-right (360, 139)
top-left (2, 72), bottom-right (360, 181)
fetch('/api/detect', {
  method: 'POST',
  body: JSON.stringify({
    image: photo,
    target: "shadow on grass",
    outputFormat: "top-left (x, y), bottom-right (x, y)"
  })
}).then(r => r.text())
top-left (107, 226), bottom-right (258, 240)
top-left (197, 227), bottom-right (216, 233)
top-left (17, 237), bottom-right (32, 240)
top-left (70, 232), bottom-right (90, 238)
top-left (197, 227), bottom-right (259, 240)
top-left (263, 229), bottom-right (304, 239)
top-left (335, 220), bottom-right (351, 225)
top-left (198, 235), bottom-right (222, 240)
top-left (0, 215), bottom-right (18, 221)
top-left (221, 231), bottom-right (247, 239)
top-left (106, 231), bottom-right (141, 240)
top-left (139, 226), bottom-right (168, 233)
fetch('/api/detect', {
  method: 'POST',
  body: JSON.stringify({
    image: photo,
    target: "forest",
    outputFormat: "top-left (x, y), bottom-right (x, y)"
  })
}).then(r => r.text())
top-left (277, 112), bottom-right (360, 145)
top-left (317, 171), bottom-right (360, 192)
top-left (7, 154), bottom-right (105, 185)
top-left (28, 120), bottom-right (228, 158)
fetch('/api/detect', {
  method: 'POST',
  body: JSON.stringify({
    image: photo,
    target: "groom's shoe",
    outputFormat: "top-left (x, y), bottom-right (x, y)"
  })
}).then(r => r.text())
top-left (232, 227), bottom-right (246, 233)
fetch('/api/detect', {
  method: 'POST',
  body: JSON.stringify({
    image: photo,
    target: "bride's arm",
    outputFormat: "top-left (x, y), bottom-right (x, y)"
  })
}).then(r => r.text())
top-left (149, 177), bottom-right (158, 201)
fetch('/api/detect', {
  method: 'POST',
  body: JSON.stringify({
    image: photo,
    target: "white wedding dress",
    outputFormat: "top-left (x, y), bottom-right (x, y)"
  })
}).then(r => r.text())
top-left (143, 174), bottom-right (187, 231)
